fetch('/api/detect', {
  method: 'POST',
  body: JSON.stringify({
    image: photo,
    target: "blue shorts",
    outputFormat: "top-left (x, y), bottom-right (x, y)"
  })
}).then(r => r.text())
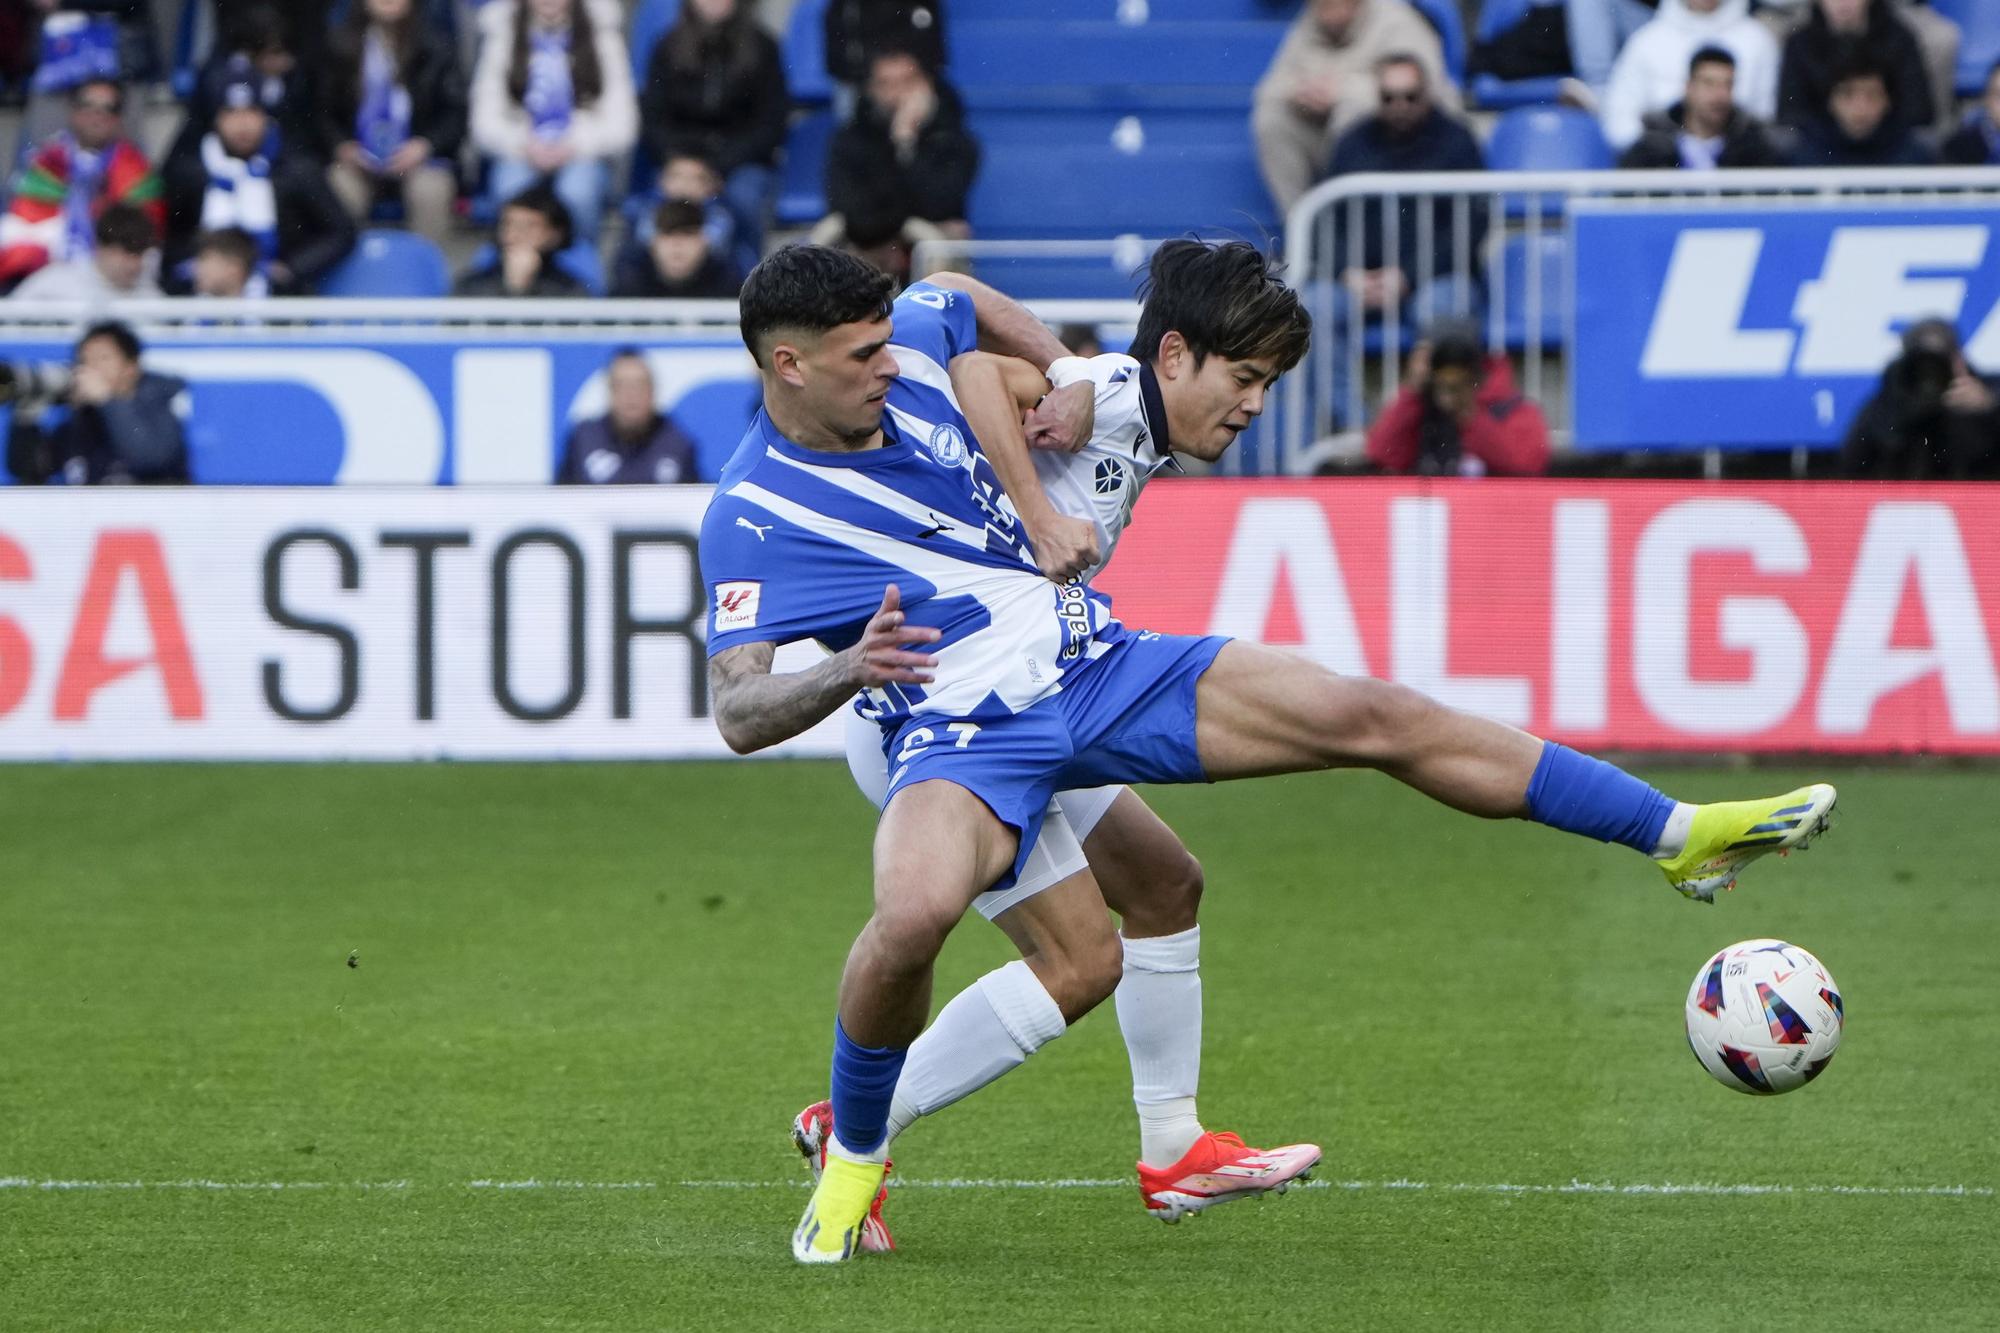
top-left (882, 631), bottom-right (1230, 891)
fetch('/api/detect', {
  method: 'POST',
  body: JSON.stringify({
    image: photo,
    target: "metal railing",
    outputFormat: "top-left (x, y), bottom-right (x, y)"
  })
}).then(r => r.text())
top-left (1270, 165), bottom-right (2000, 477)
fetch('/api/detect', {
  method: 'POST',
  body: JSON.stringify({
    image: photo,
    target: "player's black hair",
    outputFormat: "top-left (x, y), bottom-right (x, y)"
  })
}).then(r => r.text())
top-left (1130, 239), bottom-right (1311, 374)
top-left (738, 244), bottom-right (896, 369)
top-left (79, 320), bottom-right (142, 365)
top-left (1688, 45), bottom-right (1735, 77)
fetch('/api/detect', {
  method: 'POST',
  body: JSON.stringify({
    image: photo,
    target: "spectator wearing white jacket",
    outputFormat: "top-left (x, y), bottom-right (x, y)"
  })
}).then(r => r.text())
top-left (1600, 0), bottom-right (1779, 150)
top-left (471, 0), bottom-right (636, 244)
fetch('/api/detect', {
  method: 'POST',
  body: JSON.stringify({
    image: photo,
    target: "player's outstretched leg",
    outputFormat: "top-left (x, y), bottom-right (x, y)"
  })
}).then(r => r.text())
top-left (792, 778), bottom-right (1018, 1265)
top-left (1192, 641), bottom-right (1836, 902)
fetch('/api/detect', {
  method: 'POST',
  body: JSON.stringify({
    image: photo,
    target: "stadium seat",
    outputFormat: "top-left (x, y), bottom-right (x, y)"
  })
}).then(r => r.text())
top-left (1486, 105), bottom-right (1610, 171)
top-left (628, 0), bottom-right (677, 84)
top-left (969, 138), bottom-right (1273, 239)
top-left (317, 229), bottom-right (452, 298)
top-left (1496, 231), bottom-right (1565, 350)
top-left (1930, 0), bottom-right (2000, 96)
top-left (785, 0), bottom-right (833, 106)
top-left (952, 0), bottom-right (1293, 18)
top-left (1407, 0), bottom-right (1469, 89)
top-left (1469, 0), bottom-right (1569, 109)
top-left (774, 108), bottom-right (835, 226)
top-left (948, 20), bottom-right (1287, 112)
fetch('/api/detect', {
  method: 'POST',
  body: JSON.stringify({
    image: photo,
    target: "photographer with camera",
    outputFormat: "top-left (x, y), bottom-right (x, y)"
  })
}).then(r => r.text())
top-left (1366, 319), bottom-right (1551, 476)
top-left (3, 320), bottom-right (188, 485)
top-left (1843, 318), bottom-right (2000, 480)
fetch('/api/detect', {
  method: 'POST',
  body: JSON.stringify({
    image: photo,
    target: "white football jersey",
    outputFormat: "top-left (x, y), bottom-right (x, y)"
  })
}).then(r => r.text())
top-left (1034, 353), bottom-right (1182, 582)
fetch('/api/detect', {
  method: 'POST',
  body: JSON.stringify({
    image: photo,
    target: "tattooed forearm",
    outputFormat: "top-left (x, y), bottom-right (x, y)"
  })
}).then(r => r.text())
top-left (708, 642), bottom-right (859, 754)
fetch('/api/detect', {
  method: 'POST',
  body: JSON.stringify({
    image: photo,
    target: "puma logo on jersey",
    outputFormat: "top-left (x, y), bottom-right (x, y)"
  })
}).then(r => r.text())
top-left (736, 517), bottom-right (774, 541)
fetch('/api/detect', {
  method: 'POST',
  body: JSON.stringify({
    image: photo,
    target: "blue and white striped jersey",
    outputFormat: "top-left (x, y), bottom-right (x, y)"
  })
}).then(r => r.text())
top-left (700, 282), bottom-right (1124, 731)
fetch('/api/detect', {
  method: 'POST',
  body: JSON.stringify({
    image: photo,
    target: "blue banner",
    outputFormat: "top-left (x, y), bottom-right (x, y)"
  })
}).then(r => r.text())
top-left (1571, 203), bottom-right (2000, 450)
top-left (0, 334), bottom-right (762, 485)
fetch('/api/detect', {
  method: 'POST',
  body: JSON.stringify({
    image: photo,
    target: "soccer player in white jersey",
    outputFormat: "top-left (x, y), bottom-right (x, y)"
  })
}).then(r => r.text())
top-left (700, 245), bottom-right (1837, 1265)
top-left (796, 243), bottom-right (1333, 1248)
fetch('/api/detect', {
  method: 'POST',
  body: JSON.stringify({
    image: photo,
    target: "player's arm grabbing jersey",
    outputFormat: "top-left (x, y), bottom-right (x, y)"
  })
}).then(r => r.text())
top-left (699, 283), bottom-right (1124, 752)
top-left (1026, 354), bottom-right (1183, 582)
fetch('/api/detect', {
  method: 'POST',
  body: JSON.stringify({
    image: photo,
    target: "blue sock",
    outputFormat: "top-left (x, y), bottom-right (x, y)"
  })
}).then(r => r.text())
top-left (1525, 741), bottom-right (1676, 853)
top-left (829, 1020), bottom-right (907, 1157)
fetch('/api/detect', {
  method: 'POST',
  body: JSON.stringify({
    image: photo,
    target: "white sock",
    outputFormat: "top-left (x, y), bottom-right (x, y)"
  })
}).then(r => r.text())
top-left (1117, 927), bottom-right (1206, 1168)
top-left (1651, 802), bottom-right (1698, 859)
top-left (883, 959), bottom-right (1066, 1146)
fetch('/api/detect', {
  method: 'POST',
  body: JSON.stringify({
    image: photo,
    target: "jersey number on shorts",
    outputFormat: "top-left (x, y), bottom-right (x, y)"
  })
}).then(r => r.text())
top-left (896, 722), bottom-right (982, 763)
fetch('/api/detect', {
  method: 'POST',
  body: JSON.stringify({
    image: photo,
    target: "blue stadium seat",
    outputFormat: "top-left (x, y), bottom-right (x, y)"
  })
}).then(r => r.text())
top-left (1931, 0), bottom-right (2000, 96)
top-left (970, 107), bottom-right (1248, 153)
top-left (628, 0), bottom-right (677, 84)
top-left (1408, 0), bottom-right (1469, 89)
top-left (949, 20), bottom-right (1286, 111)
top-left (1469, 0), bottom-right (1568, 108)
top-left (785, 0), bottom-right (833, 105)
top-left (1486, 105), bottom-right (1610, 171)
top-left (952, 1), bottom-right (1294, 18)
top-left (969, 139), bottom-right (1273, 239)
top-left (317, 230), bottom-right (451, 298)
top-left (1496, 232), bottom-right (1565, 350)
top-left (775, 108), bottom-right (835, 226)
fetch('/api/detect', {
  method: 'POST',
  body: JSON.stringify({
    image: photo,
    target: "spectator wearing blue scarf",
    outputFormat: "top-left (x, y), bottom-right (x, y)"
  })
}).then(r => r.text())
top-left (471, 0), bottom-right (636, 248)
top-left (1943, 59), bottom-right (2000, 167)
top-left (324, 0), bottom-right (467, 248)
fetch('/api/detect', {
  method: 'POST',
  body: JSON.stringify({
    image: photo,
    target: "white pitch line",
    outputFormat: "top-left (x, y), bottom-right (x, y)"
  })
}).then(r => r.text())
top-left (2, 1176), bottom-right (1990, 1199)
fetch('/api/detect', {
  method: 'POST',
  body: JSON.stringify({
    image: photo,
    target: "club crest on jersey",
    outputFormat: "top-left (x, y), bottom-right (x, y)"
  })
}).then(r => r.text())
top-left (927, 422), bottom-right (969, 468)
top-left (714, 580), bottom-right (761, 631)
top-left (1093, 458), bottom-right (1126, 497)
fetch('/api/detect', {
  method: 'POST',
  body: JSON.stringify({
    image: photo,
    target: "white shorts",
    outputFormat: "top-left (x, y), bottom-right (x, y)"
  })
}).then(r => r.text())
top-left (842, 708), bottom-right (1124, 920)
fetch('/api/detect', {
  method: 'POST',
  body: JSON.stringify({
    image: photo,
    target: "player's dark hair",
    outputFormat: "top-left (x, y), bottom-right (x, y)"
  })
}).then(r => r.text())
top-left (1130, 239), bottom-right (1311, 374)
top-left (94, 203), bottom-right (157, 254)
top-left (738, 244), bottom-right (896, 368)
top-left (1689, 44), bottom-right (1735, 76)
top-left (79, 320), bottom-right (142, 365)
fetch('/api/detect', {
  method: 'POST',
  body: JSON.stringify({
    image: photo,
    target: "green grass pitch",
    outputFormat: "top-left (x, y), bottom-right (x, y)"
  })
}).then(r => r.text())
top-left (3, 761), bottom-right (1995, 1331)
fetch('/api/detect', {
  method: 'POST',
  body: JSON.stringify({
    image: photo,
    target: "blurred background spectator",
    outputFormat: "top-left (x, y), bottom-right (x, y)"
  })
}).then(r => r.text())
top-left (557, 348), bottom-right (698, 483)
top-left (323, 0), bottom-right (466, 250)
top-left (1567, 0), bottom-right (1657, 100)
top-left (612, 198), bottom-right (738, 297)
top-left (211, 0), bottom-right (332, 71)
top-left (1367, 321), bottom-right (1552, 476)
top-left (824, 0), bottom-right (945, 106)
top-left (0, 75), bottom-right (157, 288)
top-left (453, 180), bottom-right (584, 296)
top-left (3, 320), bottom-right (188, 485)
top-left (1787, 54), bottom-right (1936, 165)
top-left (625, 150), bottom-right (753, 278)
top-left (471, 0), bottom-right (635, 245)
top-left (10, 197), bottom-right (158, 299)
top-left (1618, 45), bottom-right (1781, 167)
top-left (638, 0), bottom-right (785, 263)
top-left (189, 223), bottom-right (257, 297)
top-left (816, 41), bottom-right (977, 280)
top-left (1776, 0), bottom-right (1933, 138)
top-left (1942, 58), bottom-right (2000, 165)
top-left (10, 1), bottom-right (158, 153)
top-left (1843, 317), bottom-right (2000, 478)
top-left (170, 3), bottom-right (326, 167)
top-left (1254, 0), bottom-right (1458, 214)
top-left (161, 63), bottom-right (354, 293)
top-left (1322, 52), bottom-right (1485, 427)
top-left (1601, 0), bottom-right (1778, 151)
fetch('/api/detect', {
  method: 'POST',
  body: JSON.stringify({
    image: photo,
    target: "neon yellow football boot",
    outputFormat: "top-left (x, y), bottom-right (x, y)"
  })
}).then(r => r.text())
top-left (1657, 783), bottom-right (1838, 903)
top-left (790, 1149), bottom-right (888, 1265)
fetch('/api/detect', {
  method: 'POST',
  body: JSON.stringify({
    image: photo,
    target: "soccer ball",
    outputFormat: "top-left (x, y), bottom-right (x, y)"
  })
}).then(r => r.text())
top-left (1684, 939), bottom-right (1844, 1095)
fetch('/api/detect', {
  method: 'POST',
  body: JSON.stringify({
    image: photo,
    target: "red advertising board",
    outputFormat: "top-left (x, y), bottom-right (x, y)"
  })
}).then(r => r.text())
top-left (1097, 479), bottom-right (2000, 754)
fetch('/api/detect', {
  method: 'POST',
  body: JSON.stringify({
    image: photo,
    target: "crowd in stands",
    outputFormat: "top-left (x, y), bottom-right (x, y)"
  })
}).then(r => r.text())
top-left (0, 0), bottom-right (1992, 482)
